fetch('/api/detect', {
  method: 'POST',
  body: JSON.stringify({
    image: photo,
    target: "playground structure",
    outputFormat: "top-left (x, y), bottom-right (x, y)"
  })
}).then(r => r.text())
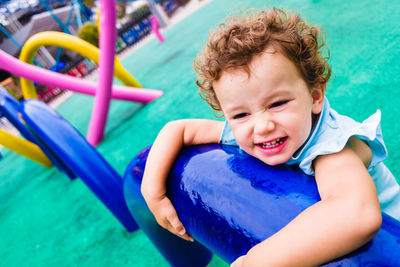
top-left (0, 0), bottom-right (171, 102)
top-left (1, 0), bottom-right (399, 266)
top-left (0, 0), bottom-right (163, 229)
top-left (0, 1), bottom-right (164, 147)
top-left (0, 0), bottom-right (165, 232)
top-left (0, 90), bottom-right (51, 167)
top-left (150, 15), bottom-right (165, 42)
top-left (19, 31), bottom-right (142, 98)
top-left (0, 0), bottom-right (92, 67)
top-left (125, 145), bottom-right (400, 266)
top-left (2, 86), bottom-right (400, 265)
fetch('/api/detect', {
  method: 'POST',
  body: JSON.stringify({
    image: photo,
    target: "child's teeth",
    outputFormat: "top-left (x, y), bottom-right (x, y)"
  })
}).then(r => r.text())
top-left (261, 138), bottom-right (284, 148)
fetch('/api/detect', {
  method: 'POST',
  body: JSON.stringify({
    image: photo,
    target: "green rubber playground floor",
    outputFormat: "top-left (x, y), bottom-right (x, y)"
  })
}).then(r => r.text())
top-left (1, 0), bottom-right (400, 266)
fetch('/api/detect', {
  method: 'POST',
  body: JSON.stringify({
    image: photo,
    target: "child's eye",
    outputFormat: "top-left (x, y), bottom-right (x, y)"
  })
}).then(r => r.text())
top-left (233, 113), bottom-right (248, 119)
top-left (270, 100), bottom-right (289, 109)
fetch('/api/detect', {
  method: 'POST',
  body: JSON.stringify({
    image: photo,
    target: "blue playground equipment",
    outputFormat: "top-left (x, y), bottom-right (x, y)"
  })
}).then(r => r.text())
top-left (0, 86), bottom-right (75, 178)
top-left (1, 87), bottom-right (400, 265)
top-left (124, 145), bottom-right (400, 266)
top-left (1, 84), bottom-right (211, 265)
top-left (0, 86), bottom-right (36, 143)
top-left (0, 86), bottom-right (137, 231)
top-left (19, 99), bottom-right (139, 232)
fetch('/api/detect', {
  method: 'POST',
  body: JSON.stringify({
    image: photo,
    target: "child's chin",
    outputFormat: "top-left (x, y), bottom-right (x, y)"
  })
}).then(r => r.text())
top-left (258, 155), bottom-right (289, 166)
top-left (244, 148), bottom-right (289, 166)
top-left (265, 159), bottom-right (287, 166)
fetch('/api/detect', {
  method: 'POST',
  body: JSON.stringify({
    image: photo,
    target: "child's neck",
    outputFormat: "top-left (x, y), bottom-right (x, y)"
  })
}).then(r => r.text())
top-left (293, 112), bottom-right (322, 157)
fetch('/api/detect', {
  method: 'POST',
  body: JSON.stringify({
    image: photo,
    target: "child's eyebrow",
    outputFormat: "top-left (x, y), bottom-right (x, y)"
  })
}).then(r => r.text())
top-left (260, 88), bottom-right (293, 101)
top-left (223, 104), bottom-right (246, 114)
top-left (223, 90), bottom-right (292, 114)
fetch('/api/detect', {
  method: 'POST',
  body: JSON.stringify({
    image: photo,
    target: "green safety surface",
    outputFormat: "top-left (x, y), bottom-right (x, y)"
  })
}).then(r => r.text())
top-left (1, 0), bottom-right (399, 266)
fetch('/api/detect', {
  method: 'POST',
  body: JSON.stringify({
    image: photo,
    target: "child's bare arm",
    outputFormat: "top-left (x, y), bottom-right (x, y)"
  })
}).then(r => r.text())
top-left (141, 119), bottom-right (224, 241)
top-left (232, 141), bottom-right (381, 266)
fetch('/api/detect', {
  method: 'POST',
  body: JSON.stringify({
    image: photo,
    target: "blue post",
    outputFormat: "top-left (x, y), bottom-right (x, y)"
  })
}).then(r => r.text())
top-left (38, 0), bottom-right (71, 34)
top-left (73, 0), bottom-right (84, 28)
top-left (0, 24), bottom-right (42, 67)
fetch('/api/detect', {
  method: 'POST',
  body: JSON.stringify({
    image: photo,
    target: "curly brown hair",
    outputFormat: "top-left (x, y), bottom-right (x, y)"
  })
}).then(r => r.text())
top-left (193, 8), bottom-right (331, 112)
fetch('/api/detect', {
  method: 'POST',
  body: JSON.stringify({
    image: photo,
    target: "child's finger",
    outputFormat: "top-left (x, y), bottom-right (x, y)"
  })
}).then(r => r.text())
top-left (167, 211), bottom-right (184, 231)
top-left (170, 227), bottom-right (194, 242)
top-left (180, 233), bottom-right (195, 242)
top-left (167, 211), bottom-right (189, 235)
top-left (166, 211), bottom-right (194, 242)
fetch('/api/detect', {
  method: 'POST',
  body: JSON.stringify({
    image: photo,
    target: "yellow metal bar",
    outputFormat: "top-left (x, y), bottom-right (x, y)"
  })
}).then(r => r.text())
top-left (0, 128), bottom-right (52, 167)
top-left (19, 31), bottom-right (142, 99)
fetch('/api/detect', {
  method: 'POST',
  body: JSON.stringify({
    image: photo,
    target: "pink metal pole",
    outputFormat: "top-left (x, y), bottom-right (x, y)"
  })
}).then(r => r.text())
top-left (0, 0), bottom-right (164, 146)
top-left (150, 16), bottom-right (165, 43)
top-left (0, 49), bottom-right (163, 103)
top-left (86, 0), bottom-right (116, 145)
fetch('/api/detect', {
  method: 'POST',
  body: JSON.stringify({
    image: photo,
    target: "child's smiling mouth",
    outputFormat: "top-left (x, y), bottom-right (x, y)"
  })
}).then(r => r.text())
top-left (256, 137), bottom-right (288, 155)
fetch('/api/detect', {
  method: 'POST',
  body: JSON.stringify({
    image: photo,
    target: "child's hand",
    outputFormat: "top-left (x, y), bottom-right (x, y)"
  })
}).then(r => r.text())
top-left (230, 255), bottom-right (245, 267)
top-left (147, 195), bottom-right (194, 242)
top-left (141, 119), bottom-right (223, 243)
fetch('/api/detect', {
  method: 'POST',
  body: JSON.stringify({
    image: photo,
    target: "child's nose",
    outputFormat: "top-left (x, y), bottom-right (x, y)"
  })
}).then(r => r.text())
top-left (254, 112), bottom-right (275, 135)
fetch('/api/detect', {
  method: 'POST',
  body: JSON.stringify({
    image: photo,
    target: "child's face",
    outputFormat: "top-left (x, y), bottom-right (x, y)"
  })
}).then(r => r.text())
top-left (214, 49), bottom-right (324, 166)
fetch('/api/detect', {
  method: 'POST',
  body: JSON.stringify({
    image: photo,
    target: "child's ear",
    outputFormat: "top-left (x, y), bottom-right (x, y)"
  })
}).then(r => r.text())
top-left (311, 83), bottom-right (325, 114)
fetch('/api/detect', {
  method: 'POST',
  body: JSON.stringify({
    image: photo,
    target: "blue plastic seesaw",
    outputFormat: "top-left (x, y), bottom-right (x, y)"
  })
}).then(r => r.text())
top-left (0, 86), bottom-right (76, 178)
top-left (11, 96), bottom-right (212, 264)
top-left (123, 144), bottom-right (400, 266)
top-left (16, 98), bottom-right (138, 232)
